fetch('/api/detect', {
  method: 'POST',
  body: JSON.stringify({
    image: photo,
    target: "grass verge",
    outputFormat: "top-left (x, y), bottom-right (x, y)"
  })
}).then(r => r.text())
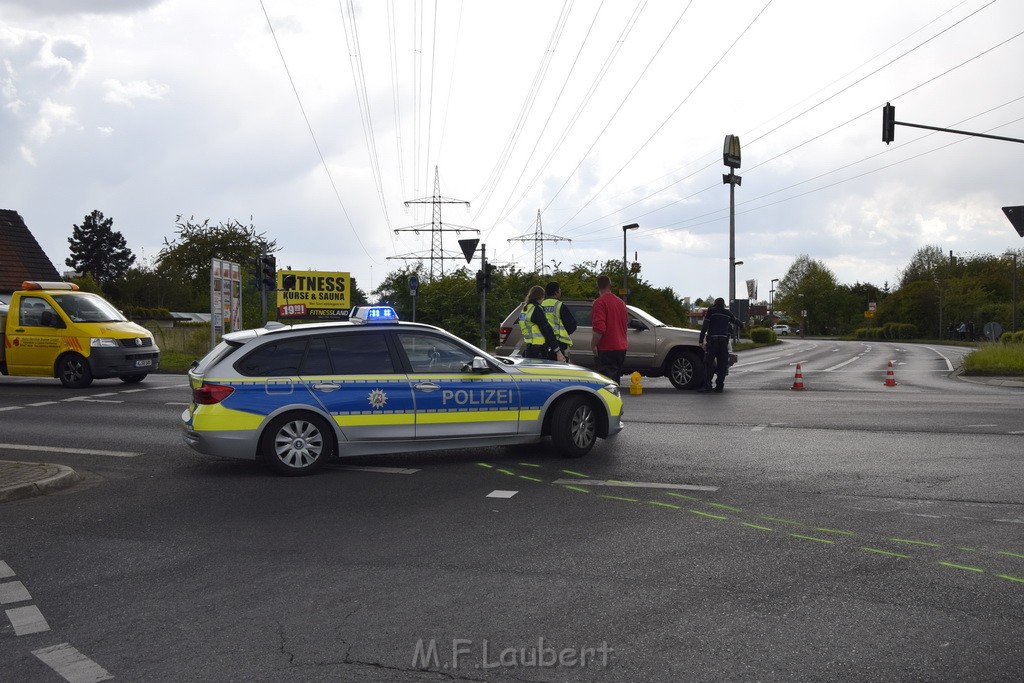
top-left (962, 343), bottom-right (1024, 375)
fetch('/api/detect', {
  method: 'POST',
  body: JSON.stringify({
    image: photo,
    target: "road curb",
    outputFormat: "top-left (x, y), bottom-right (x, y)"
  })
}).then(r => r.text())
top-left (0, 463), bottom-right (83, 503)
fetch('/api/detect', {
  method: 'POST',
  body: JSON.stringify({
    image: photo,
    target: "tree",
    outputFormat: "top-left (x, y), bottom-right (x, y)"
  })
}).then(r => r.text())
top-left (66, 210), bottom-right (136, 286)
top-left (156, 216), bottom-right (277, 325)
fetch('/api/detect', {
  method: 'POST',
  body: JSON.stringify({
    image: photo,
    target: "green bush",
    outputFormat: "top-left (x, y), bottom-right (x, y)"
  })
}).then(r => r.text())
top-left (748, 327), bottom-right (776, 343)
top-left (854, 327), bottom-right (883, 339)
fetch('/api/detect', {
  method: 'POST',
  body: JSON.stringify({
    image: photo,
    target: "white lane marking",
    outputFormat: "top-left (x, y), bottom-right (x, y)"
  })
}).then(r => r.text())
top-left (0, 560), bottom-right (14, 579)
top-left (965, 424), bottom-right (998, 428)
top-left (119, 389), bottom-right (147, 394)
top-left (0, 443), bottom-right (141, 458)
top-left (551, 478), bottom-right (719, 492)
top-left (0, 406), bottom-right (25, 412)
top-left (823, 356), bottom-right (862, 372)
top-left (61, 398), bottom-right (123, 404)
top-left (26, 401), bottom-right (60, 407)
top-left (33, 643), bottom-right (113, 683)
top-left (91, 393), bottom-right (119, 397)
top-left (151, 384), bottom-right (191, 390)
top-left (337, 465), bottom-right (420, 474)
top-left (923, 346), bottom-right (956, 372)
top-left (0, 580), bottom-right (32, 604)
top-left (487, 490), bottom-right (518, 498)
top-left (165, 402), bottom-right (191, 406)
top-left (7, 604), bottom-right (50, 635)
top-left (752, 424), bottom-right (767, 432)
top-left (727, 355), bottom-right (782, 367)
top-left (994, 518), bottom-right (1024, 524)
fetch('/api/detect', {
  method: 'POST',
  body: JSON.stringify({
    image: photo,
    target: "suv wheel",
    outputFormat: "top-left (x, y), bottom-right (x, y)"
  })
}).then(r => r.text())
top-left (667, 350), bottom-right (703, 390)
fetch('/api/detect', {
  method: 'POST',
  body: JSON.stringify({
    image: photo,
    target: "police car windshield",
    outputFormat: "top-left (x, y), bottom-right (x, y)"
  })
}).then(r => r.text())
top-left (628, 306), bottom-right (666, 327)
top-left (52, 293), bottom-right (127, 323)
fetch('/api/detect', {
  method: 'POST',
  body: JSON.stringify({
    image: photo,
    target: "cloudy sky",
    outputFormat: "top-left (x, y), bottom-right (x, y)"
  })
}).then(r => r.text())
top-left (2, 0), bottom-right (1023, 304)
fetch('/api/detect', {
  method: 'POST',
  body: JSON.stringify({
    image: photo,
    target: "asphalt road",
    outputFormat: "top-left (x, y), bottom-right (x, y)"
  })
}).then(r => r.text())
top-left (1, 339), bottom-right (1023, 682)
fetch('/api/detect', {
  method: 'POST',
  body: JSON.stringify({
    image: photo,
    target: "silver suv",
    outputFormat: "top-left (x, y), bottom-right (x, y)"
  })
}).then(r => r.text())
top-left (495, 300), bottom-right (736, 390)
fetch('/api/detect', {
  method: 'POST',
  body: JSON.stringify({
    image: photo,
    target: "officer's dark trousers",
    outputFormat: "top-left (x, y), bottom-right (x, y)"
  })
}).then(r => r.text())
top-left (703, 338), bottom-right (730, 389)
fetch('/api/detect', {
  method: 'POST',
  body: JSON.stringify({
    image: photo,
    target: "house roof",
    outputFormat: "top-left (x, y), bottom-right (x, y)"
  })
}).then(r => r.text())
top-left (0, 209), bottom-right (62, 292)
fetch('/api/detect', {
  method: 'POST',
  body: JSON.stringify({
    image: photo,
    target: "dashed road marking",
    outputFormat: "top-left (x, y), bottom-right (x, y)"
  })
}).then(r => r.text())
top-left (0, 580), bottom-right (32, 604)
top-left (487, 490), bottom-right (517, 498)
top-left (550, 478), bottom-right (718, 492)
top-left (7, 604), bottom-right (50, 635)
top-left (33, 643), bottom-right (113, 683)
top-left (337, 465), bottom-right (420, 474)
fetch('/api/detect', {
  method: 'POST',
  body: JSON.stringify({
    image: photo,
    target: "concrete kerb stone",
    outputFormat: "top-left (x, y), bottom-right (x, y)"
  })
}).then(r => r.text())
top-left (0, 461), bottom-right (82, 503)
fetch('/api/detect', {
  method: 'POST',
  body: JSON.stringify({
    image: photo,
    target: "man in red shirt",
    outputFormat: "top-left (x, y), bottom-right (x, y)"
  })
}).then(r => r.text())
top-left (591, 274), bottom-right (629, 384)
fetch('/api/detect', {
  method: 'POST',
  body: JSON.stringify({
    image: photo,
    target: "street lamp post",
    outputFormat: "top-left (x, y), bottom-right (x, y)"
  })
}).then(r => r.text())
top-left (722, 135), bottom-right (742, 309)
top-left (622, 223), bottom-right (639, 303)
top-left (1006, 251), bottom-right (1018, 332)
top-left (770, 278), bottom-right (779, 322)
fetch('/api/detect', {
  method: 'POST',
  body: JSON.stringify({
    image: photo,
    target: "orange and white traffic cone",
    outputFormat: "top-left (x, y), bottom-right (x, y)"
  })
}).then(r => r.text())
top-left (883, 360), bottom-right (898, 387)
top-left (791, 363), bottom-right (805, 390)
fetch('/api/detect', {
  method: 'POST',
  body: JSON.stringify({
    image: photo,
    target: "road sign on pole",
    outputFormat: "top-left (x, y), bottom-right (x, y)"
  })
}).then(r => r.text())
top-left (1003, 206), bottom-right (1024, 238)
top-left (458, 238), bottom-right (480, 263)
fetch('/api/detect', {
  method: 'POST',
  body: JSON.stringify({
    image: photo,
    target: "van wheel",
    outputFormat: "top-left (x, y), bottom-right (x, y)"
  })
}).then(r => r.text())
top-left (120, 374), bottom-right (147, 384)
top-left (57, 354), bottom-right (93, 388)
top-left (550, 395), bottom-right (597, 458)
top-left (667, 350), bottom-right (702, 390)
top-left (261, 412), bottom-right (334, 476)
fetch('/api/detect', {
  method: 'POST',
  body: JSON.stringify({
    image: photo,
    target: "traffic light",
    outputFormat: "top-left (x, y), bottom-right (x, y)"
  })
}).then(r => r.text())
top-left (260, 254), bottom-right (277, 291)
top-left (882, 102), bottom-right (895, 144)
top-left (475, 262), bottom-right (496, 293)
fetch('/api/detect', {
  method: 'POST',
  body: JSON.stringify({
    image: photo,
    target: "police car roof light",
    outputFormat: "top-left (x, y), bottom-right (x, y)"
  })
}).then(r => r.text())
top-left (349, 305), bottom-right (399, 324)
top-left (22, 280), bottom-right (79, 291)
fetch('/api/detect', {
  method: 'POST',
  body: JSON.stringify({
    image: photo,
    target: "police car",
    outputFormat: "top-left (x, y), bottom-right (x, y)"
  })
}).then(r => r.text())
top-left (181, 306), bottom-right (623, 475)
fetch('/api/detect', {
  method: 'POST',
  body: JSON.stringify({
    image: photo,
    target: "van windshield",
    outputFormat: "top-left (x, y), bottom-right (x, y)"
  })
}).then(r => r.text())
top-left (52, 293), bottom-right (128, 323)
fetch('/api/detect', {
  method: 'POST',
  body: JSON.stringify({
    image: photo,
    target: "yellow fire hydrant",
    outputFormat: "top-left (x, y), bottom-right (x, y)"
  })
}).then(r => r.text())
top-left (629, 371), bottom-right (643, 395)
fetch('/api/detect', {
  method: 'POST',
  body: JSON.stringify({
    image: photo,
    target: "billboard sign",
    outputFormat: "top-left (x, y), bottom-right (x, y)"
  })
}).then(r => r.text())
top-left (276, 271), bottom-right (351, 318)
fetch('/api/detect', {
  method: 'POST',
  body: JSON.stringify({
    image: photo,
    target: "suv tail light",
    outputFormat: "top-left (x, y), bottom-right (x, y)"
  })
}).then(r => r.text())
top-left (499, 326), bottom-right (512, 344)
top-left (193, 383), bottom-right (234, 405)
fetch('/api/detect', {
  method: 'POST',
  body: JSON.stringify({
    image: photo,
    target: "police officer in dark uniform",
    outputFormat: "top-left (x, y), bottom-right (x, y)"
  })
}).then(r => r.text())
top-left (698, 297), bottom-right (740, 392)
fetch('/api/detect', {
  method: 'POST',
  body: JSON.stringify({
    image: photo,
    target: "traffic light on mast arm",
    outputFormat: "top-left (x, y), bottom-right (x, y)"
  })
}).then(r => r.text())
top-left (882, 102), bottom-right (896, 144)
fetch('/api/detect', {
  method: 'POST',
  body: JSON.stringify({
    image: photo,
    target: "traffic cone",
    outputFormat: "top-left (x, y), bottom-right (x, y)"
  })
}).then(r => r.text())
top-left (883, 360), bottom-right (898, 387)
top-left (791, 363), bottom-right (805, 390)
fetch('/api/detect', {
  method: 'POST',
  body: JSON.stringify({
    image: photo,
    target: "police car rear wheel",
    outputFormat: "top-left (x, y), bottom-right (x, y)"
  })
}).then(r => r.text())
top-left (57, 353), bottom-right (93, 389)
top-left (262, 412), bottom-right (334, 476)
top-left (551, 395), bottom-right (597, 458)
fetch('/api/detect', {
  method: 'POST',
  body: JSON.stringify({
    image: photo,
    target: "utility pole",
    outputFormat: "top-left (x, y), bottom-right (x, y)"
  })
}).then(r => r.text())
top-left (723, 135), bottom-right (742, 309)
top-left (508, 210), bottom-right (571, 275)
top-left (393, 167), bottom-right (476, 281)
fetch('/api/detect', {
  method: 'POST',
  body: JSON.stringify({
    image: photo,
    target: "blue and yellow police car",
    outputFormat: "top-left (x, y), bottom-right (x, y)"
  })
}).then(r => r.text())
top-left (182, 306), bottom-right (623, 475)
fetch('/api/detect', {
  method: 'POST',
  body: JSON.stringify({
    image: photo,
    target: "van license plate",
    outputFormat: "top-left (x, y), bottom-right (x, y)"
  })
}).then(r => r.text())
top-left (135, 359), bottom-right (152, 368)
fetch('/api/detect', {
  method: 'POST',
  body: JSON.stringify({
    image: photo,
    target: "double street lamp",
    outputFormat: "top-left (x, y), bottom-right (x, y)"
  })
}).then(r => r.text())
top-left (622, 223), bottom-right (639, 304)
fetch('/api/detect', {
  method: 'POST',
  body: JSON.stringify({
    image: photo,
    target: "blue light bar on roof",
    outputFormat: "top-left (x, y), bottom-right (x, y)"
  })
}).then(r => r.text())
top-left (350, 305), bottom-right (399, 323)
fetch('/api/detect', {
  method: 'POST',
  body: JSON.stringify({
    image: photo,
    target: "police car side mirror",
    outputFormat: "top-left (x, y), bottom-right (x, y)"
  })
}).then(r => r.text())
top-left (470, 356), bottom-right (490, 373)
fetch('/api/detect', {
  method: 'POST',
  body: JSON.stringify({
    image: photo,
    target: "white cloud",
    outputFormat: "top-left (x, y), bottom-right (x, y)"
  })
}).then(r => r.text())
top-left (102, 78), bottom-right (168, 106)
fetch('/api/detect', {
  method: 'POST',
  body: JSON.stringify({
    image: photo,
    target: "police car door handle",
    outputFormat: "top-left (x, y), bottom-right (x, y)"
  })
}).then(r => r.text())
top-left (311, 383), bottom-right (341, 392)
top-left (414, 382), bottom-right (441, 392)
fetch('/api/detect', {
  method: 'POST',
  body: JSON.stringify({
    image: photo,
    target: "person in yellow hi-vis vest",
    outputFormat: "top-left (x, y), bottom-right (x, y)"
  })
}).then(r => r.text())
top-left (542, 281), bottom-right (577, 362)
top-left (517, 285), bottom-right (558, 360)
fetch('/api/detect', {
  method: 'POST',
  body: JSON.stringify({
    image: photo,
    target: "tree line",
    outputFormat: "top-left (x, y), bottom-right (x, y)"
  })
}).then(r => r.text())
top-left (64, 210), bottom-right (1021, 346)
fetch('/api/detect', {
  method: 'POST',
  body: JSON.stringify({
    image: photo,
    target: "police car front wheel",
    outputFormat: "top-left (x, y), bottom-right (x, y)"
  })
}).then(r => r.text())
top-left (550, 395), bottom-right (598, 458)
top-left (262, 412), bottom-right (334, 476)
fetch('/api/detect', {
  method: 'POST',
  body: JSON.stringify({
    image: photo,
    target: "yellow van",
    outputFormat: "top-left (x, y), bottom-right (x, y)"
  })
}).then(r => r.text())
top-left (1, 281), bottom-right (160, 388)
